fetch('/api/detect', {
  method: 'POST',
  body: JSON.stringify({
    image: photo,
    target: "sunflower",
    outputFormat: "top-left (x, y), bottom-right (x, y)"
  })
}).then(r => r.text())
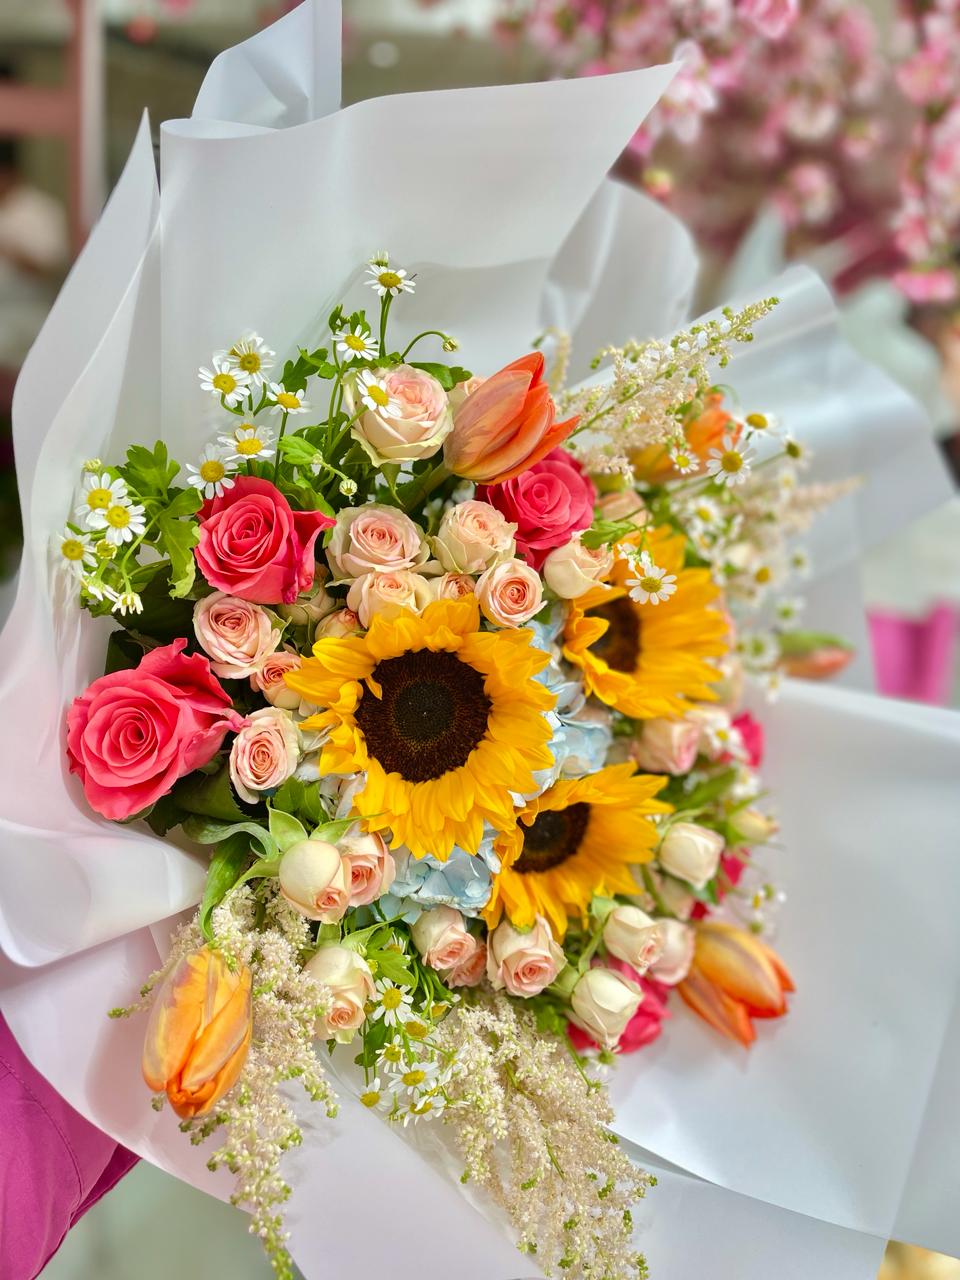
top-left (563, 525), bottom-right (728, 720)
top-left (285, 597), bottom-right (556, 861)
top-left (485, 763), bottom-right (670, 938)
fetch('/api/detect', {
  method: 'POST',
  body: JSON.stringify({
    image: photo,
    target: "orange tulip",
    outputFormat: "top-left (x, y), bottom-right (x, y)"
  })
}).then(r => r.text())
top-left (677, 922), bottom-right (794, 1047)
top-left (443, 352), bottom-right (578, 484)
top-left (142, 946), bottom-right (252, 1119)
top-left (779, 645), bottom-right (854, 681)
top-left (631, 395), bottom-right (737, 483)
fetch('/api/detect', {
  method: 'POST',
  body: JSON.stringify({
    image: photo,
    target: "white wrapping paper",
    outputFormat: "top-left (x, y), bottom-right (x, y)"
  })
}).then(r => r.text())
top-left (1, 3), bottom-right (958, 1275)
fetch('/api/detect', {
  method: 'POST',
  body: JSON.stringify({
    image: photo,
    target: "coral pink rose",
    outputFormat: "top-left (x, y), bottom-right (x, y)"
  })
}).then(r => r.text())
top-left (250, 650), bottom-right (303, 710)
top-left (66, 639), bottom-right (242, 821)
top-left (228, 707), bottom-right (299, 804)
top-left (340, 830), bottom-right (396, 907)
top-left (193, 592), bottom-right (281, 679)
top-left (447, 940), bottom-right (488, 988)
top-left (568, 963), bottom-right (671, 1054)
top-left (486, 916), bottom-right (565, 997)
top-left (478, 448), bottom-right (595, 569)
top-left (475, 558), bottom-right (543, 627)
top-left (411, 906), bottom-right (481, 974)
top-left (195, 476), bottom-right (334, 605)
top-left (326, 503), bottom-right (429, 579)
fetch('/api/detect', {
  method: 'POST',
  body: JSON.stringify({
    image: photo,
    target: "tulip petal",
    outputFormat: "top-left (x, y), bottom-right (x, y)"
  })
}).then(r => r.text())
top-left (486, 412), bottom-right (579, 484)
top-left (677, 967), bottom-right (756, 1047)
top-left (694, 922), bottom-right (786, 1016)
top-left (141, 952), bottom-right (207, 1092)
top-left (445, 370), bottom-right (533, 473)
top-left (181, 964), bottom-right (252, 1093)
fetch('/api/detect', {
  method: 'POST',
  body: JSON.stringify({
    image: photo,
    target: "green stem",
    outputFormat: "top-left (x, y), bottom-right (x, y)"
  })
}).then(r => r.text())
top-left (272, 412), bottom-right (289, 483)
top-left (640, 865), bottom-right (674, 918)
top-left (378, 295), bottom-right (393, 359)
top-left (403, 460), bottom-right (451, 510)
top-left (399, 330), bottom-right (452, 362)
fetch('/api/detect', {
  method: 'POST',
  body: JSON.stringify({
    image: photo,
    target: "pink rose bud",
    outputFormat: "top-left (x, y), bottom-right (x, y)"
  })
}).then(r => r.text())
top-left (302, 945), bottom-right (375, 1043)
top-left (475, 558), bottom-right (543, 628)
top-left (250, 650), bottom-right (303, 710)
top-left (603, 906), bottom-right (664, 973)
top-left (411, 905), bottom-right (480, 974)
top-left (193, 592), bottom-right (282, 680)
top-left (542, 536), bottom-right (613, 599)
top-left (315, 607), bottom-right (363, 638)
top-left (569, 967), bottom-right (644, 1051)
top-left (486, 916), bottom-right (565, 998)
top-left (346, 365), bottom-right (452, 464)
top-left (327, 503), bottom-right (429, 579)
top-left (658, 822), bottom-right (724, 890)
top-left (430, 572), bottom-right (477, 601)
top-left (279, 839), bottom-right (349, 923)
top-left (630, 717), bottom-right (701, 775)
top-left (340, 830), bottom-right (396, 907)
top-left (346, 569), bottom-right (433, 628)
top-left (432, 500), bottom-right (517, 574)
top-left (228, 707), bottom-right (299, 804)
top-left (446, 940), bottom-right (488, 988)
top-left (650, 919), bottom-right (696, 986)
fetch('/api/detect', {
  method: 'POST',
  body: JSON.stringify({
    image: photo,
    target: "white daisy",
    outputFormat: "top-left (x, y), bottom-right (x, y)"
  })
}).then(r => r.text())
top-left (372, 980), bottom-right (414, 1028)
top-left (198, 358), bottom-right (252, 408)
top-left (789, 548), bottom-right (812, 579)
top-left (112, 591), bottom-right (143, 617)
top-left (88, 500), bottom-right (147, 546)
top-left (218, 424), bottom-right (276, 463)
top-left (397, 1095), bottom-right (443, 1126)
top-left (186, 445), bottom-right (237, 499)
top-left (75, 473), bottom-right (128, 527)
top-left (784, 437), bottom-right (809, 466)
top-left (355, 368), bottom-right (400, 416)
top-left (58, 528), bottom-right (96, 578)
top-left (706, 434), bottom-right (753, 487)
top-left (366, 256), bottom-right (415, 298)
top-left (219, 333), bottom-right (276, 387)
top-left (626, 555), bottom-right (677, 606)
top-left (396, 1061), bottom-right (439, 1098)
top-left (775, 596), bottom-right (804, 623)
top-left (266, 382), bottom-right (311, 417)
top-left (742, 411), bottom-right (781, 435)
top-left (80, 577), bottom-right (119, 606)
top-left (335, 325), bottom-right (378, 362)
top-left (669, 442), bottom-right (698, 475)
top-left (376, 1037), bottom-right (407, 1074)
top-left (357, 1077), bottom-right (389, 1111)
top-left (737, 630), bottom-right (779, 670)
top-left (687, 495), bottom-right (723, 535)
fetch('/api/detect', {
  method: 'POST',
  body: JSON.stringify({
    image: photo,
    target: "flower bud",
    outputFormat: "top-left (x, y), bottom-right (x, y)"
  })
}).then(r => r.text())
top-left (649, 919), bottom-right (695, 986)
top-left (733, 808), bottom-right (779, 844)
top-left (302, 946), bottom-right (375, 1044)
top-left (411, 905), bottom-right (480, 975)
top-left (279, 839), bottom-right (349, 923)
top-left (486, 916), bottom-right (565, 997)
top-left (631, 718), bottom-right (701, 775)
top-left (569, 967), bottom-right (643, 1051)
top-left (603, 906), bottom-right (663, 973)
top-left (658, 822), bottom-right (724, 890)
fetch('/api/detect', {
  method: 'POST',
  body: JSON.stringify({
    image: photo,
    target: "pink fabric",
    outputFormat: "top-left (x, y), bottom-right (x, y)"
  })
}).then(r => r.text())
top-left (868, 605), bottom-right (959, 706)
top-left (0, 1012), bottom-right (137, 1279)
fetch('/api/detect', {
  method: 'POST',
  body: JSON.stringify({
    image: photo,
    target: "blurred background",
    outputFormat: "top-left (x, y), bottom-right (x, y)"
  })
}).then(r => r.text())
top-left (0, 0), bottom-right (958, 1275)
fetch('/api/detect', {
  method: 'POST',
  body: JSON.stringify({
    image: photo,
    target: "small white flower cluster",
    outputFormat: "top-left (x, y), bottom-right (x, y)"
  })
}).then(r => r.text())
top-left (360, 1005), bottom-right (462, 1127)
top-left (59, 464), bottom-right (147, 615)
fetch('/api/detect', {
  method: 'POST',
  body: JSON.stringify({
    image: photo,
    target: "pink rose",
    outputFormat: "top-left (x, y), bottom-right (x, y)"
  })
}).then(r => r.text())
top-left (447, 940), bottom-right (488, 988)
top-left (631, 718), bottom-right (701, 775)
top-left (432, 500), bottom-right (516, 573)
top-left (411, 905), bottom-right (481, 974)
top-left (486, 916), bottom-right (565, 997)
top-left (315, 607), bottom-right (362, 638)
top-left (340, 830), bottom-right (396, 907)
top-left (346, 569), bottom-right (433, 628)
top-left (250, 650), bottom-right (303, 710)
top-left (193, 592), bottom-right (281, 679)
top-left (279, 839), bottom-right (348, 923)
top-left (737, 0), bottom-right (798, 39)
top-left (195, 476), bottom-right (334, 605)
top-left (228, 707), bottom-right (299, 804)
top-left (568, 963), bottom-right (671, 1054)
top-left (66, 639), bottom-right (241, 821)
top-left (326, 504), bottom-right (429, 580)
top-left (478, 448), bottom-right (595, 569)
top-left (475, 558), bottom-right (543, 628)
top-left (731, 712), bottom-right (764, 768)
top-left (302, 946), bottom-right (374, 1044)
top-left (649, 919), bottom-right (695, 986)
top-left (348, 365), bottom-right (452, 464)
top-left (430, 572), bottom-right (477, 601)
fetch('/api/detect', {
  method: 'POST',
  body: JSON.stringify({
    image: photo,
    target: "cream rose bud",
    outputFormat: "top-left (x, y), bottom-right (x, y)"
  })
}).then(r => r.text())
top-left (542, 536), bottom-right (613, 599)
top-left (603, 906), bottom-right (664, 973)
top-left (658, 821), bottom-right (724, 890)
top-left (250, 650), bottom-right (303, 710)
top-left (475, 558), bottom-right (543, 628)
top-left (734, 808), bottom-right (779, 844)
top-left (631, 717), bottom-right (701, 775)
top-left (229, 707), bottom-right (299, 804)
top-left (570, 967), bottom-right (644, 1051)
top-left (340, 830), bottom-right (396, 907)
top-left (278, 838), bottom-right (349, 923)
top-left (327, 503), bottom-right (429, 580)
top-left (430, 572), bottom-right (476, 602)
top-left (302, 945), bottom-right (375, 1043)
top-left (596, 489), bottom-right (648, 523)
top-left (193, 592), bottom-right (281, 679)
top-left (347, 569), bottom-right (433, 628)
top-left (486, 916), bottom-right (565, 998)
top-left (278, 581), bottom-right (336, 627)
top-left (649, 919), bottom-right (695, 986)
top-left (433, 500), bottom-right (517, 574)
top-left (411, 905), bottom-right (480, 974)
top-left (347, 364), bottom-right (453, 464)
top-left (315, 607), bottom-right (362, 638)
top-left (447, 374), bottom-right (485, 411)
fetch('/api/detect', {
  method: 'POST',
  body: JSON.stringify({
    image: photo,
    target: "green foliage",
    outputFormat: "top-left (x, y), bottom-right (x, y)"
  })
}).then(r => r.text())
top-left (581, 517), bottom-right (642, 550)
top-left (408, 361), bottom-right (472, 391)
top-left (155, 509), bottom-right (200, 598)
top-left (181, 813), bottom-right (280, 863)
top-left (118, 441), bottom-right (179, 497)
top-left (198, 834), bottom-right (252, 941)
top-left (173, 765), bottom-right (246, 822)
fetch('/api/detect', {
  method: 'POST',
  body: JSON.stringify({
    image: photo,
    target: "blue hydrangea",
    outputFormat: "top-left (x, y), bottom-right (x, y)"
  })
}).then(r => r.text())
top-left (378, 831), bottom-right (500, 923)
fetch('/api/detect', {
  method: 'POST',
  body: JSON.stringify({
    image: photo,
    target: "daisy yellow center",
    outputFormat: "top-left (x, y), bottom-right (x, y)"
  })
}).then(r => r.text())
top-left (235, 437), bottom-right (263, 457)
top-left (86, 487), bottom-right (112, 510)
top-left (61, 538), bottom-right (86, 561)
top-left (721, 450), bottom-right (743, 473)
top-left (675, 453), bottom-right (692, 468)
top-left (237, 352), bottom-right (261, 373)
top-left (366, 384), bottom-right (390, 408)
top-left (402, 1069), bottom-right (426, 1087)
top-left (359, 1090), bottom-right (381, 1108)
top-left (695, 505), bottom-right (714, 521)
top-left (755, 566), bottom-right (772, 584)
top-left (515, 802), bottom-right (590, 874)
top-left (406, 1020), bottom-right (429, 1040)
top-left (381, 988), bottom-right (404, 1011)
top-left (95, 540), bottom-right (115, 560)
top-left (589, 597), bottom-right (641, 673)
top-left (106, 505), bottom-right (131, 529)
top-left (345, 334), bottom-right (367, 351)
top-left (413, 1099), bottom-right (434, 1115)
top-left (200, 459), bottom-right (226, 483)
top-left (355, 649), bottom-right (491, 784)
top-left (639, 574), bottom-right (662, 594)
top-left (378, 270), bottom-right (402, 289)
top-left (276, 391), bottom-right (300, 410)
top-left (746, 413), bottom-right (768, 429)
top-left (383, 1045), bottom-right (402, 1064)
top-left (212, 372), bottom-right (237, 395)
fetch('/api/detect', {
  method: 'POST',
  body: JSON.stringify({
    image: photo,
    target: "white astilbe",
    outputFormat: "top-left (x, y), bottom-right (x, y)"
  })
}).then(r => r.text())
top-left (436, 994), bottom-right (653, 1279)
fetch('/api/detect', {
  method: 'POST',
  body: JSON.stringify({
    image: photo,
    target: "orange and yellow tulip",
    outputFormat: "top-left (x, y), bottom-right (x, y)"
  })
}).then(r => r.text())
top-left (677, 922), bottom-right (794, 1047)
top-left (443, 352), bottom-right (578, 484)
top-left (142, 946), bottom-right (252, 1119)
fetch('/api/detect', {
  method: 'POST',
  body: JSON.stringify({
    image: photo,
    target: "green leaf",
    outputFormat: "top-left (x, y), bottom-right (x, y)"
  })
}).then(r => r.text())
top-left (119, 442), bottom-right (179, 497)
top-left (155, 513), bottom-right (199, 598)
top-left (581, 517), bottom-right (642, 550)
top-left (268, 807), bottom-right (308, 853)
top-left (277, 435), bottom-right (321, 466)
top-left (103, 628), bottom-right (154, 674)
top-left (181, 814), bottom-right (279, 863)
top-left (117, 573), bottom-right (195, 642)
top-left (237, 855), bottom-right (281, 885)
top-left (678, 767), bottom-right (738, 813)
top-left (777, 629), bottom-right (852, 658)
top-left (409, 362), bottom-right (472, 392)
top-left (311, 816), bottom-right (358, 845)
top-left (199, 834), bottom-right (251, 941)
top-left (143, 791), bottom-right (188, 838)
top-left (173, 766), bottom-right (246, 822)
top-left (163, 486), bottom-right (203, 520)
top-left (271, 777), bottom-right (306, 815)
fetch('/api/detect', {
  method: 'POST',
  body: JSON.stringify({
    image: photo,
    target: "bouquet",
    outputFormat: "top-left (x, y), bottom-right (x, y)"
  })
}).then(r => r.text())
top-left (58, 248), bottom-right (855, 1275)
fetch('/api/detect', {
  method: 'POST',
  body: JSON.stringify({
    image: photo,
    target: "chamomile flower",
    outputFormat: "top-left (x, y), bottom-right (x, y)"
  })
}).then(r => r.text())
top-left (742, 411), bottom-right (780, 435)
top-left (784, 437), bottom-right (810, 466)
top-left (706, 434), bottom-right (753, 487)
top-left (355, 368), bottom-right (400, 416)
top-left (218, 424), bottom-right (276, 463)
top-left (738, 630), bottom-right (779, 670)
top-left (219, 333), bottom-right (275, 387)
top-left (669, 442), bottom-right (698, 475)
top-left (687, 495), bottom-right (723, 535)
top-left (775, 596), bottom-right (804, 623)
top-left (198, 358), bottom-right (252, 408)
top-left (789, 548), bottom-right (811, 579)
top-left (372, 980), bottom-right (413, 1028)
top-left (58, 528), bottom-right (96, 578)
top-left (376, 1037), bottom-right (407, 1073)
top-left (80, 577), bottom-right (119, 606)
top-left (398, 1095), bottom-right (442, 1126)
top-left (366, 256), bottom-right (415, 298)
top-left (625, 555), bottom-right (677, 606)
top-left (75, 473), bottom-right (128, 526)
top-left (186, 444), bottom-right (237, 499)
top-left (266, 382), bottom-right (310, 417)
top-left (335, 325), bottom-right (378, 362)
top-left (397, 1061), bottom-right (439, 1098)
top-left (358, 1077), bottom-right (388, 1111)
top-left (88, 500), bottom-right (147, 547)
top-left (112, 591), bottom-right (143, 617)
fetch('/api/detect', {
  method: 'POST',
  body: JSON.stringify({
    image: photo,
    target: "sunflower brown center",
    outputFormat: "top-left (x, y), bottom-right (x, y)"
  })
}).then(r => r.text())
top-left (355, 649), bottom-right (491, 783)
top-left (515, 802), bottom-right (591, 874)
top-left (588, 598), bottom-right (641, 673)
